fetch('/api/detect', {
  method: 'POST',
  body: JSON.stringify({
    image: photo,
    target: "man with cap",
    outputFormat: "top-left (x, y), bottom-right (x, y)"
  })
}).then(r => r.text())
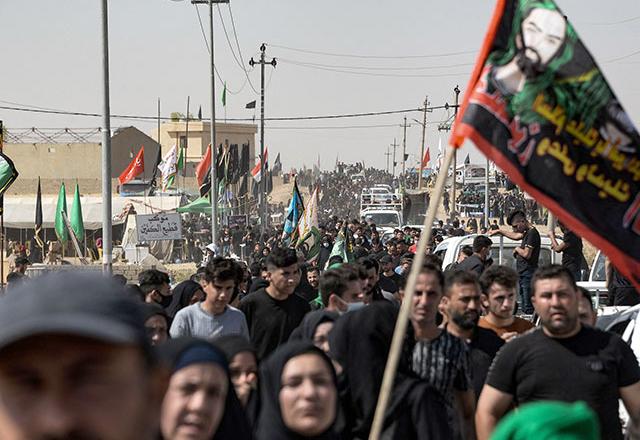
top-left (378, 255), bottom-right (402, 294)
top-left (0, 273), bottom-right (167, 439)
top-left (489, 209), bottom-right (540, 315)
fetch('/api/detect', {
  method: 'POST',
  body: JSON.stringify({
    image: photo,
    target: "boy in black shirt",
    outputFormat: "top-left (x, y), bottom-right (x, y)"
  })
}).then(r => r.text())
top-left (239, 247), bottom-right (310, 359)
top-left (476, 265), bottom-right (640, 440)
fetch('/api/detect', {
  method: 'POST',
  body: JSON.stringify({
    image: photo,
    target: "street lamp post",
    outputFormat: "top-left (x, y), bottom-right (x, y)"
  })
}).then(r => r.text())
top-left (191, 0), bottom-right (229, 250)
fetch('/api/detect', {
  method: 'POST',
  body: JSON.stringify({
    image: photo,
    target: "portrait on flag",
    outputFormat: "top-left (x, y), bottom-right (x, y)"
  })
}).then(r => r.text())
top-left (452, 0), bottom-right (640, 286)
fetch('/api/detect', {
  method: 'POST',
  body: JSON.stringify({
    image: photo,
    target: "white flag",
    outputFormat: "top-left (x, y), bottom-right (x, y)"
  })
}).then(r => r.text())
top-left (157, 145), bottom-right (178, 191)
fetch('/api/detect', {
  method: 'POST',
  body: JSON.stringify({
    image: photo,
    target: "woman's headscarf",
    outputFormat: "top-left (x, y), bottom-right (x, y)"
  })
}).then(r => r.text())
top-left (215, 334), bottom-right (257, 362)
top-left (288, 311), bottom-right (339, 342)
top-left (329, 302), bottom-right (451, 440)
top-left (255, 341), bottom-right (339, 440)
top-left (165, 280), bottom-right (203, 319)
top-left (158, 337), bottom-right (252, 440)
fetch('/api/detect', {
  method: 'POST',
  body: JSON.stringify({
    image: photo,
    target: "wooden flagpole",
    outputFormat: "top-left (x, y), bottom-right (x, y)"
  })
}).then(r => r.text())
top-left (0, 121), bottom-right (4, 288)
top-left (368, 145), bottom-right (455, 440)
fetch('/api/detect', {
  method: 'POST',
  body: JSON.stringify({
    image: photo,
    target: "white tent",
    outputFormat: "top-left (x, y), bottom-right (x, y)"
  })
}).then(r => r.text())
top-left (3, 196), bottom-right (182, 230)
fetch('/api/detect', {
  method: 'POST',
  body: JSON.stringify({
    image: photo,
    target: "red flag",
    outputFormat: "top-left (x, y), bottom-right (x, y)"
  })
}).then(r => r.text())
top-left (195, 144), bottom-right (211, 186)
top-left (251, 148), bottom-right (269, 182)
top-left (118, 147), bottom-right (144, 185)
top-left (421, 147), bottom-right (430, 170)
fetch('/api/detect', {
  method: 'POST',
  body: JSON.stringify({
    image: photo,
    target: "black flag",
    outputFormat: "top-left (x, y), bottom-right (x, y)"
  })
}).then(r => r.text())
top-left (198, 106), bottom-right (202, 120)
top-left (35, 177), bottom-right (44, 250)
top-left (245, 100), bottom-right (256, 109)
top-left (464, 154), bottom-right (470, 166)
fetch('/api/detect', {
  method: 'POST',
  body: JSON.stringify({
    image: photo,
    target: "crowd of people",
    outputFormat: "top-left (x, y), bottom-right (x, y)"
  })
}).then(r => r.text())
top-left (1, 199), bottom-right (639, 439)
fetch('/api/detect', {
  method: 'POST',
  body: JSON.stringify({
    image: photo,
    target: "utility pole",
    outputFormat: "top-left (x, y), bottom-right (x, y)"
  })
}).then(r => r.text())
top-left (450, 85), bottom-right (461, 222)
top-left (400, 117), bottom-right (411, 188)
top-left (192, 0), bottom-right (229, 251)
top-left (384, 147), bottom-right (392, 173)
top-left (416, 95), bottom-right (432, 190)
top-left (100, 0), bottom-right (113, 275)
top-left (391, 138), bottom-right (399, 178)
top-left (250, 44), bottom-right (276, 236)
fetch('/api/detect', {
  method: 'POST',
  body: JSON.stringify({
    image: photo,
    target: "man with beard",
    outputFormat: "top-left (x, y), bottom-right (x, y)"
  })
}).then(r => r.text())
top-left (409, 265), bottom-right (475, 439)
top-left (441, 270), bottom-right (504, 399)
top-left (476, 265), bottom-right (640, 440)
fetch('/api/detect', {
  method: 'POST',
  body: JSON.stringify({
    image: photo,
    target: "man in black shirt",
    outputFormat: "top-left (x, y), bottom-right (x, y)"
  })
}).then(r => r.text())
top-left (457, 235), bottom-right (493, 277)
top-left (550, 221), bottom-right (583, 281)
top-left (489, 210), bottom-right (540, 314)
top-left (239, 247), bottom-right (310, 360)
top-left (378, 255), bottom-right (402, 294)
top-left (476, 265), bottom-right (640, 440)
top-left (441, 270), bottom-right (504, 399)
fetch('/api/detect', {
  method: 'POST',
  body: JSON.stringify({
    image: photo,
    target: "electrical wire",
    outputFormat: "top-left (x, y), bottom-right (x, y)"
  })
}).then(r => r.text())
top-left (227, 4), bottom-right (260, 94)
top-left (279, 59), bottom-right (470, 78)
top-left (0, 101), bottom-right (453, 122)
top-left (265, 121), bottom-right (446, 130)
top-left (276, 57), bottom-right (474, 71)
top-left (584, 14), bottom-right (640, 25)
top-left (268, 43), bottom-right (477, 59)
top-left (194, 4), bottom-right (246, 95)
top-left (605, 48), bottom-right (640, 63)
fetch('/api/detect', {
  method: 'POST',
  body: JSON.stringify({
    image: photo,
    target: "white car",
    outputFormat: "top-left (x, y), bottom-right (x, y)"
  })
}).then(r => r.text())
top-left (434, 234), bottom-right (560, 271)
top-left (577, 250), bottom-right (608, 307)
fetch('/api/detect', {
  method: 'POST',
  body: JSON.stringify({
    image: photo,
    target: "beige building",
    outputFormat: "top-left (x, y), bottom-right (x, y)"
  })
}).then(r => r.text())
top-left (151, 120), bottom-right (257, 181)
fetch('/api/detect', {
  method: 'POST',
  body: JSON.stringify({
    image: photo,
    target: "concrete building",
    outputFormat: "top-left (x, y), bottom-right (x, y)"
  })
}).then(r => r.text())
top-left (150, 120), bottom-right (257, 183)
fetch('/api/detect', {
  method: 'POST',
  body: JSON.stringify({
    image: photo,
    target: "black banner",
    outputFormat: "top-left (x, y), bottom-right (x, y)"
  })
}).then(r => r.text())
top-left (453, 0), bottom-right (640, 287)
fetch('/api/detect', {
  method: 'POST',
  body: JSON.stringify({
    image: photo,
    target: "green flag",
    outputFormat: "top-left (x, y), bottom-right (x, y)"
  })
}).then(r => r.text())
top-left (222, 82), bottom-right (227, 107)
top-left (167, 147), bottom-right (184, 188)
top-left (54, 182), bottom-right (68, 244)
top-left (70, 183), bottom-right (84, 242)
top-left (0, 152), bottom-right (18, 196)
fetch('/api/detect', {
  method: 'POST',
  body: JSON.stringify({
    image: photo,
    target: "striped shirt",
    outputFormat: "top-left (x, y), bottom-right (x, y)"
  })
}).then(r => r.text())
top-left (412, 329), bottom-right (471, 401)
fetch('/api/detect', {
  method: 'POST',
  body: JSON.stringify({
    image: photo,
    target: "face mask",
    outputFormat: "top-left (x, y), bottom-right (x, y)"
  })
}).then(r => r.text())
top-left (158, 293), bottom-right (173, 308)
top-left (323, 242), bottom-right (330, 248)
top-left (347, 301), bottom-right (366, 313)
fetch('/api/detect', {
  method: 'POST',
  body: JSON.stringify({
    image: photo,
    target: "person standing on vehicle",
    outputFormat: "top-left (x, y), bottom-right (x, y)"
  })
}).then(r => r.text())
top-left (489, 210), bottom-right (540, 315)
top-left (549, 221), bottom-right (584, 282)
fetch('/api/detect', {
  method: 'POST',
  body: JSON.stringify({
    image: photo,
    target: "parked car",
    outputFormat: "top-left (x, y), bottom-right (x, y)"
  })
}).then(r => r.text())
top-left (577, 250), bottom-right (608, 307)
top-left (434, 234), bottom-right (560, 271)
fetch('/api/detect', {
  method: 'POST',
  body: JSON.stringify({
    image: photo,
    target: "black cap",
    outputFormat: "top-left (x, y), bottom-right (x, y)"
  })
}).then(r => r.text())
top-left (380, 255), bottom-right (393, 264)
top-left (0, 273), bottom-right (149, 352)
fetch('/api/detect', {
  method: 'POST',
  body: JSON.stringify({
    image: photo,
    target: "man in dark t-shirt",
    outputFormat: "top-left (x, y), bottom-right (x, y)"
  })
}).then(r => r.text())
top-left (489, 210), bottom-right (540, 314)
top-left (239, 247), bottom-right (310, 360)
top-left (476, 265), bottom-right (640, 440)
top-left (550, 222), bottom-right (583, 281)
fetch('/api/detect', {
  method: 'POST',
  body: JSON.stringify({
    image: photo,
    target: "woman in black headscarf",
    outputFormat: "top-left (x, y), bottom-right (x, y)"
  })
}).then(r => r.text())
top-left (288, 310), bottom-right (339, 353)
top-left (215, 335), bottom-right (259, 408)
top-left (255, 341), bottom-right (340, 440)
top-left (165, 280), bottom-right (205, 319)
top-left (158, 337), bottom-right (252, 440)
top-left (329, 301), bottom-right (451, 440)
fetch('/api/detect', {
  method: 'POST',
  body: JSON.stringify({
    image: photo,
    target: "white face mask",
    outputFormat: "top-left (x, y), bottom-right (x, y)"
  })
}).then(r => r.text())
top-left (346, 301), bottom-right (366, 313)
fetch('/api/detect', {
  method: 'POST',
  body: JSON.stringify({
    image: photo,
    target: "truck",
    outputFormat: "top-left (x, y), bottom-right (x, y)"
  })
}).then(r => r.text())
top-left (360, 186), bottom-right (403, 232)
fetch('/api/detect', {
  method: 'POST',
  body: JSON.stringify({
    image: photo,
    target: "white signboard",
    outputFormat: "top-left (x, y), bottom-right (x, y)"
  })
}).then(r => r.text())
top-left (136, 213), bottom-right (182, 241)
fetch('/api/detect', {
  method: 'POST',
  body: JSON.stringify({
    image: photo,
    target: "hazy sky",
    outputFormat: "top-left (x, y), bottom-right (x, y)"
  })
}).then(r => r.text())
top-left (1, 0), bottom-right (639, 172)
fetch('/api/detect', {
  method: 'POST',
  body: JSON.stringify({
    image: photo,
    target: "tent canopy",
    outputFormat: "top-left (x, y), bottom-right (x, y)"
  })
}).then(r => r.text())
top-left (3, 196), bottom-right (182, 230)
top-left (176, 196), bottom-right (211, 215)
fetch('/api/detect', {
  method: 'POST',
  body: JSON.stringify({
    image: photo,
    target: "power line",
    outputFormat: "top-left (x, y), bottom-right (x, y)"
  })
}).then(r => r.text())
top-left (0, 101), bottom-right (454, 121)
top-left (585, 14), bottom-right (640, 25)
top-left (280, 59), bottom-right (470, 78)
top-left (194, 4), bottom-right (248, 95)
top-left (268, 43), bottom-right (477, 59)
top-left (266, 120), bottom-right (447, 130)
top-left (227, 4), bottom-right (260, 94)
top-left (605, 48), bottom-right (640, 63)
top-left (277, 57), bottom-right (474, 71)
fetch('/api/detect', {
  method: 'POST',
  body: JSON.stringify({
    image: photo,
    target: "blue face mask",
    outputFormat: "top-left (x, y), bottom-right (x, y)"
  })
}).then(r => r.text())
top-left (346, 301), bottom-right (366, 313)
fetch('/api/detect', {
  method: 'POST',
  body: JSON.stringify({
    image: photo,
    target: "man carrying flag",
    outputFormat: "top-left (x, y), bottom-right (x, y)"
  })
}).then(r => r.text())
top-left (448, 1), bottom-right (640, 438)
top-left (282, 177), bottom-right (304, 245)
top-left (119, 147), bottom-right (144, 186)
top-left (296, 186), bottom-right (322, 262)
